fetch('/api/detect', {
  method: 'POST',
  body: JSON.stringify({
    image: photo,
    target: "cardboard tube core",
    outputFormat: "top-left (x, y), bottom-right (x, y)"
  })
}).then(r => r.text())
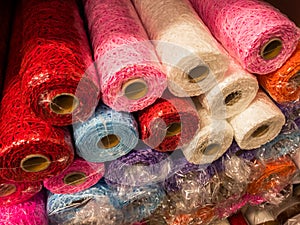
top-left (0, 184), bottom-right (16, 197)
top-left (261, 38), bottom-right (283, 60)
top-left (188, 65), bottom-right (210, 83)
top-left (166, 122), bottom-right (182, 137)
top-left (122, 79), bottom-right (148, 100)
top-left (225, 91), bottom-right (242, 106)
top-left (251, 124), bottom-right (270, 138)
top-left (202, 143), bottom-right (220, 156)
top-left (98, 134), bottom-right (120, 149)
top-left (50, 94), bottom-right (79, 115)
top-left (21, 154), bottom-right (50, 172)
top-left (64, 172), bottom-right (87, 186)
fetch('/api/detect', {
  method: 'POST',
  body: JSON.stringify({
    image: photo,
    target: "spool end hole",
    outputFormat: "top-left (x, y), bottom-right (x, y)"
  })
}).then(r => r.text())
top-left (251, 124), bottom-right (270, 138)
top-left (123, 79), bottom-right (148, 100)
top-left (225, 91), bottom-right (242, 106)
top-left (21, 155), bottom-right (50, 172)
top-left (50, 94), bottom-right (79, 115)
top-left (188, 65), bottom-right (210, 83)
top-left (98, 134), bottom-right (120, 149)
top-left (0, 184), bottom-right (16, 197)
top-left (166, 122), bottom-right (182, 137)
top-left (261, 39), bottom-right (283, 60)
top-left (64, 172), bottom-right (87, 186)
top-left (202, 143), bottom-right (221, 156)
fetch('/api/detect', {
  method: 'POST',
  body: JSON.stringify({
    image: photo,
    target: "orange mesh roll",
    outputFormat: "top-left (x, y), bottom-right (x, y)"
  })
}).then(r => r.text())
top-left (258, 42), bottom-right (300, 103)
top-left (247, 156), bottom-right (297, 196)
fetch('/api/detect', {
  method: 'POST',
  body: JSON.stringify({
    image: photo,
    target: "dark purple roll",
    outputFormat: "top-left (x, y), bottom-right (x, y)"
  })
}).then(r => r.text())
top-left (105, 148), bottom-right (171, 187)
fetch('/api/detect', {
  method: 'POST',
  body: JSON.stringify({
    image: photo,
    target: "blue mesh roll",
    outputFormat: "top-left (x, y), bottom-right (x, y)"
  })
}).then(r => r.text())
top-left (73, 104), bottom-right (139, 162)
top-left (47, 182), bottom-right (124, 225)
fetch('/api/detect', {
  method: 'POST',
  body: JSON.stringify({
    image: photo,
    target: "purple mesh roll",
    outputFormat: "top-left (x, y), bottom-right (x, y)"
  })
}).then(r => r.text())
top-left (105, 148), bottom-right (171, 187)
top-left (277, 101), bottom-right (300, 130)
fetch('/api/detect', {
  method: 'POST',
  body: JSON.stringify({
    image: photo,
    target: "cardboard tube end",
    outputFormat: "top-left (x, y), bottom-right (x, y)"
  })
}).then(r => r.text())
top-left (225, 91), bottom-right (242, 106)
top-left (0, 184), bottom-right (16, 197)
top-left (188, 65), bottom-right (210, 83)
top-left (166, 122), bottom-right (182, 137)
top-left (202, 143), bottom-right (220, 156)
top-left (50, 94), bottom-right (79, 115)
top-left (122, 79), bottom-right (148, 100)
top-left (21, 155), bottom-right (50, 172)
top-left (64, 172), bottom-right (87, 186)
top-left (261, 38), bottom-right (283, 60)
top-left (251, 124), bottom-right (270, 138)
top-left (98, 134), bottom-right (120, 149)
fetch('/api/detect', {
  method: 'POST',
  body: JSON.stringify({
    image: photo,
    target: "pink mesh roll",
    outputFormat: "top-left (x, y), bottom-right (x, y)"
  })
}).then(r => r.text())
top-left (190, 0), bottom-right (300, 74)
top-left (44, 158), bottom-right (105, 194)
top-left (0, 192), bottom-right (47, 225)
top-left (83, 0), bottom-right (167, 112)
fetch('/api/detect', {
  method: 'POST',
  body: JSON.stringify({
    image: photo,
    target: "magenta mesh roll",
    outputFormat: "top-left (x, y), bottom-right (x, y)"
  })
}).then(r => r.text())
top-left (190, 0), bottom-right (300, 74)
top-left (83, 0), bottom-right (167, 112)
top-left (44, 158), bottom-right (105, 194)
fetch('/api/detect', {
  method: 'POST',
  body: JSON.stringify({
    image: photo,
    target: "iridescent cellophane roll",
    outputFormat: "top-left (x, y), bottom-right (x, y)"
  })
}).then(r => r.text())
top-left (105, 147), bottom-right (171, 187)
top-left (73, 104), bottom-right (139, 163)
top-left (258, 42), bottom-right (300, 104)
top-left (0, 192), bottom-right (48, 225)
top-left (0, 179), bottom-right (42, 207)
top-left (164, 155), bottom-right (215, 214)
top-left (137, 92), bottom-right (199, 152)
top-left (132, 0), bottom-right (229, 97)
top-left (190, 0), bottom-right (300, 74)
top-left (44, 157), bottom-right (105, 194)
top-left (109, 184), bottom-right (165, 223)
top-left (47, 182), bottom-right (124, 225)
top-left (20, 0), bottom-right (100, 126)
top-left (83, 0), bottom-right (167, 112)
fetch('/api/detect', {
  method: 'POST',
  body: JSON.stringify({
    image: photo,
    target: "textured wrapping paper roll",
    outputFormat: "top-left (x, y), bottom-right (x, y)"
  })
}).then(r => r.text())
top-left (0, 179), bottom-right (42, 207)
top-left (190, 0), bottom-right (300, 74)
top-left (244, 206), bottom-right (277, 225)
top-left (182, 103), bottom-right (233, 164)
top-left (132, 0), bottom-right (229, 97)
top-left (247, 156), bottom-right (298, 197)
top-left (105, 148), bottom-right (171, 187)
top-left (19, 0), bottom-right (99, 126)
top-left (83, 0), bottom-right (167, 112)
top-left (199, 59), bottom-right (259, 119)
top-left (44, 158), bottom-right (105, 194)
top-left (47, 182), bottom-right (124, 225)
top-left (138, 94), bottom-right (199, 152)
top-left (257, 129), bottom-right (300, 160)
top-left (0, 8), bottom-right (74, 182)
top-left (109, 184), bottom-right (165, 223)
top-left (0, 1), bottom-right (13, 92)
top-left (73, 104), bottom-right (139, 162)
top-left (229, 90), bottom-right (285, 150)
top-left (258, 42), bottom-right (300, 103)
top-left (0, 192), bottom-right (48, 225)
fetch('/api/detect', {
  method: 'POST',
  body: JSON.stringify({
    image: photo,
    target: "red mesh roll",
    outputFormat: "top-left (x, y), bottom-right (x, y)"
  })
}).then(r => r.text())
top-left (0, 179), bottom-right (42, 207)
top-left (228, 212), bottom-right (248, 225)
top-left (258, 42), bottom-right (300, 103)
top-left (19, 0), bottom-right (99, 126)
top-left (0, 4), bottom-right (74, 182)
top-left (138, 92), bottom-right (199, 152)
